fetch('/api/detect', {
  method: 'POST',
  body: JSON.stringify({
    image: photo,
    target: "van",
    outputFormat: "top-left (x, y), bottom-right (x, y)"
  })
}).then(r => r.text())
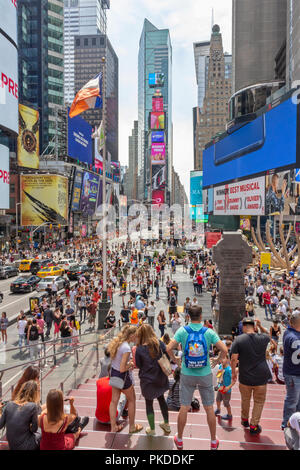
top-left (19, 259), bottom-right (35, 272)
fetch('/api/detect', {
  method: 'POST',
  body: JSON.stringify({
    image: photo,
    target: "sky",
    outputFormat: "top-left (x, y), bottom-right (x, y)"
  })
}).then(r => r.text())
top-left (108, 0), bottom-right (232, 199)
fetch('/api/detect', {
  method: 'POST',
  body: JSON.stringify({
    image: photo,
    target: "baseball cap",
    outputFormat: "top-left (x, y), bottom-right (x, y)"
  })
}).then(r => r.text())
top-left (242, 317), bottom-right (255, 325)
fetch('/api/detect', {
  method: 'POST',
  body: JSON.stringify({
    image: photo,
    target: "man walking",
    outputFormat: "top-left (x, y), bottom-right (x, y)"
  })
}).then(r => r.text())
top-left (44, 306), bottom-right (54, 339)
top-left (230, 318), bottom-right (272, 435)
top-left (167, 306), bottom-right (227, 450)
top-left (154, 276), bottom-right (160, 300)
top-left (147, 301), bottom-right (156, 329)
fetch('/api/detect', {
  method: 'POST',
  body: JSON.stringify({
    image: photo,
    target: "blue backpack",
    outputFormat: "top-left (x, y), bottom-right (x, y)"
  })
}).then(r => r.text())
top-left (184, 326), bottom-right (208, 369)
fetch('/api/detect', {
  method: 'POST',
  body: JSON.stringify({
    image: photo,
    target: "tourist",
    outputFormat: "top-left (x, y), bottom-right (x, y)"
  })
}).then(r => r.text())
top-left (171, 311), bottom-right (182, 335)
top-left (270, 319), bottom-right (281, 344)
top-left (168, 292), bottom-right (177, 324)
top-left (147, 301), bottom-right (156, 329)
top-left (135, 324), bottom-right (170, 436)
top-left (17, 312), bottom-right (27, 353)
top-left (99, 348), bottom-right (112, 379)
top-left (158, 310), bottom-right (167, 337)
top-left (284, 412), bottom-right (300, 450)
top-left (27, 318), bottom-right (40, 362)
top-left (214, 355), bottom-right (234, 421)
top-left (0, 312), bottom-right (8, 344)
top-left (167, 368), bottom-right (181, 412)
top-left (263, 288), bottom-right (273, 321)
top-left (95, 372), bottom-right (127, 425)
top-left (105, 310), bottom-right (116, 329)
top-left (183, 297), bottom-right (191, 325)
top-left (11, 366), bottom-right (40, 401)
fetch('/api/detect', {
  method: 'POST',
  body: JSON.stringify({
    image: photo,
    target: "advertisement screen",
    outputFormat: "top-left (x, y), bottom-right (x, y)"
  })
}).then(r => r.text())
top-left (152, 97), bottom-right (164, 112)
top-left (150, 112), bottom-right (165, 130)
top-left (265, 169), bottom-right (300, 216)
top-left (0, 144), bottom-right (10, 210)
top-left (151, 143), bottom-right (165, 165)
top-left (0, 0), bottom-right (17, 45)
top-left (152, 165), bottom-right (166, 191)
top-left (149, 73), bottom-right (165, 88)
top-left (80, 172), bottom-right (100, 216)
top-left (21, 175), bottom-right (68, 226)
top-left (0, 35), bottom-right (18, 134)
top-left (190, 171), bottom-right (203, 205)
top-left (206, 232), bottom-right (222, 249)
top-left (214, 176), bottom-right (265, 216)
top-left (17, 104), bottom-right (40, 169)
top-left (71, 169), bottom-right (83, 212)
top-left (68, 111), bottom-right (93, 165)
top-left (203, 97), bottom-right (299, 188)
top-left (240, 217), bottom-right (251, 231)
top-left (152, 190), bottom-right (165, 206)
top-left (119, 195), bottom-right (127, 217)
top-left (152, 131), bottom-right (165, 144)
top-left (94, 139), bottom-right (103, 171)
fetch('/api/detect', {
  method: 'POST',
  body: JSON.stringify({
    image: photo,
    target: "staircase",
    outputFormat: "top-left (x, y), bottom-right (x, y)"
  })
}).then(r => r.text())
top-left (72, 371), bottom-right (287, 451)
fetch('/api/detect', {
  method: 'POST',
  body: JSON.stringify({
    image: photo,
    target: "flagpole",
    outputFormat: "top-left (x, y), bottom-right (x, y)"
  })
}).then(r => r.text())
top-left (102, 55), bottom-right (107, 303)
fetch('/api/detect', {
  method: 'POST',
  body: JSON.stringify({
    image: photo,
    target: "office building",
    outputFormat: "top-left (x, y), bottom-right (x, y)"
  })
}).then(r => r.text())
top-left (64, 0), bottom-right (110, 104)
top-left (286, 1), bottom-right (300, 90)
top-left (74, 34), bottom-right (119, 162)
top-left (125, 121), bottom-right (139, 203)
top-left (193, 41), bottom-right (211, 110)
top-left (232, 0), bottom-right (287, 93)
top-left (138, 19), bottom-right (173, 202)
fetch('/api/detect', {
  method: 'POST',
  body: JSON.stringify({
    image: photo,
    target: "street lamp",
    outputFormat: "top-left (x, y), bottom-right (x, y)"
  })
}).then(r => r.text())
top-left (15, 202), bottom-right (22, 252)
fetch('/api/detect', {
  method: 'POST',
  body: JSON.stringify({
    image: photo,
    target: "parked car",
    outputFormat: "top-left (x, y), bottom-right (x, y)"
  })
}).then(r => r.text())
top-left (30, 259), bottom-right (54, 275)
top-left (10, 275), bottom-right (41, 293)
top-left (67, 265), bottom-right (91, 281)
top-left (0, 265), bottom-right (19, 279)
top-left (37, 266), bottom-right (65, 278)
top-left (36, 276), bottom-right (66, 292)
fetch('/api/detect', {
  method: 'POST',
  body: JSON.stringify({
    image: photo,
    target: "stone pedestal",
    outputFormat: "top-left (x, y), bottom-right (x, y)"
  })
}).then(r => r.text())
top-left (213, 232), bottom-right (252, 335)
top-left (97, 301), bottom-right (111, 331)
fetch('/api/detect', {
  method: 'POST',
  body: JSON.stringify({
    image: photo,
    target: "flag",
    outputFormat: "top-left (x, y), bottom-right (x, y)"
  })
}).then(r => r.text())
top-left (69, 73), bottom-right (102, 118)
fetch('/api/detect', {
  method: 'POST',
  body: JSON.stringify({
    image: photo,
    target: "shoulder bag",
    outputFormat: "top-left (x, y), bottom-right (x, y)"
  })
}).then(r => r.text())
top-left (157, 345), bottom-right (172, 377)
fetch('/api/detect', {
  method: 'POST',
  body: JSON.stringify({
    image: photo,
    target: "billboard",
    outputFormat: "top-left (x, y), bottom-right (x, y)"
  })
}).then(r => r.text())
top-left (0, 35), bottom-right (18, 134)
top-left (265, 169), bottom-right (300, 216)
top-left (151, 143), bottom-right (165, 165)
top-left (71, 169), bottom-right (83, 212)
top-left (80, 172), bottom-right (100, 215)
top-left (0, 144), bottom-right (10, 210)
top-left (149, 73), bottom-right (165, 88)
top-left (17, 105), bottom-right (40, 169)
top-left (203, 96), bottom-right (299, 188)
top-left (150, 112), bottom-right (165, 130)
top-left (0, 0), bottom-right (17, 45)
top-left (240, 217), bottom-right (251, 231)
top-left (152, 165), bottom-right (166, 191)
top-left (94, 139), bottom-right (103, 171)
top-left (214, 176), bottom-right (265, 216)
top-left (152, 97), bottom-right (164, 112)
top-left (152, 131), bottom-right (165, 144)
top-left (190, 171), bottom-right (203, 206)
top-left (21, 175), bottom-right (68, 226)
top-left (206, 232), bottom-right (222, 249)
top-left (68, 111), bottom-right (93, 165)
top-left (152, 190), bottom-right (165, 206)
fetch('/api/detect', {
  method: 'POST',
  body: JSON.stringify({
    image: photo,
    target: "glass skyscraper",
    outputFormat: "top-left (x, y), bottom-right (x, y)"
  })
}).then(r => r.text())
top-left (138, 19), bottom-right (172, 202)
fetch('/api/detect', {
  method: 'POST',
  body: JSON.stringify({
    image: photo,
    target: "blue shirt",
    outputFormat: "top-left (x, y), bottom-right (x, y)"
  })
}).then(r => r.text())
top-left (218, 365), bottom-right (232, 388)
top-left (283, 327), bottom-right (300, 376)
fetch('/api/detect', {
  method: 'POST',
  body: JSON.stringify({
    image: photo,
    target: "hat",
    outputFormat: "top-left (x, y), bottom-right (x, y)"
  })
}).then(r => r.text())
top-left (242, 317), bottom-right (255, 325)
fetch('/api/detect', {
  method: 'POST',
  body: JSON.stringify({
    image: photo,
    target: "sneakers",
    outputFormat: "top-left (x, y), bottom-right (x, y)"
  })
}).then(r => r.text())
top-left (174, 434), bottom-right (183, 450)
top-left (210, 439), bottom-right (220, 450)
top-left (241, 419), bottom-right (250, 428)
top-left (214, 409), bottom-right (221, 416)
top-left (146, 427), bottom-right (156, 436)
top-left (221, 414), bottom-right (232, 421)
top-left (159, 422), bottom-right (171, 434)
top-left (250, 424), bottom-right (262, 435)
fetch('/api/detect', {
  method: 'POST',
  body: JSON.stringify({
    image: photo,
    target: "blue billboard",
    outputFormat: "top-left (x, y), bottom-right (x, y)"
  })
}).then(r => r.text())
top-left (203, 97), bottom-right (299, 188)
top-left (68, 110), bottom-right (93, 165)
top-left (152, 131), bottom-right (165, 143)
top-left (190, 171), bottom-right (203, 205)
top-left (80, 172), bottom-right (100, 215)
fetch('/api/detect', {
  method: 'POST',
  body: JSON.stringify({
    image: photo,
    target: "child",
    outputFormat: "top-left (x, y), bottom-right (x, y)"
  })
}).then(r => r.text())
top-left (215, 356), bottom-right (234, 421)
top-left (167, 368), bottom-right (181, 411)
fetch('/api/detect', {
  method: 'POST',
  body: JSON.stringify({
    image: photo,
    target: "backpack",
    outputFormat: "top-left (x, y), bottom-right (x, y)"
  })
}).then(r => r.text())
top-left (170, 297), bottom-right (176, 307)
top-left (184, 326), bottom-right (208, 369)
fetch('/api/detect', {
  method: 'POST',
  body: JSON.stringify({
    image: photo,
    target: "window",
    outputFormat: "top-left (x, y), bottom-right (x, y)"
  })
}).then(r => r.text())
top-left (84, 38), bottom-right (88, 46)
top-left (76, 38), bottom-right (80, 46)
top-left (92, 38), bottom-right (96, 46)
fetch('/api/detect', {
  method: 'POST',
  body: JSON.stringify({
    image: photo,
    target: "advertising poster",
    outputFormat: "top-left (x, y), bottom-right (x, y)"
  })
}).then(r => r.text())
top-left (149, 73), bottom-right (165, 87)
top-left (151, 143), bottom-right (165, 165)
top-left (81, 224), bottom-right (87, 237)
top-left (0, 35), bottom-right (18, 134)
top-left (152, 97), bottom-right (164, 112)
top-left (152, 190), bottom-right (165, 206)
top-left (94, 140), bottom-right (103, 171)
top-left (18, 104), bottom-right (40, 169)
top-left (152, 131), bottom-right (165, 144)
top-left (71, 169), bottom-right (83, 212)
top-left (21, 175), bottom-right (68, 226)
top-left (80, 172), bottom-right (100, 216)
top-left (265, 169), bottom-right (300, 216)
top-left (214, 176), bottom-right (265, 216)
top-left (68, 111), bottom-right (93, 165)
top-left (190, 171), bottom-right (203, 206)
top-left (0, 144), bottom-right (10, 210)
top-left (152, 165), bottom-right (166, 191)
top-left (150, 112), bottom-right (165, 130)
top-left (206, 232), bottom-right (222, 249)
top-left (240, 217), bottom-right (251, 231)
top-left (260, 252), bottom-right (271, 272)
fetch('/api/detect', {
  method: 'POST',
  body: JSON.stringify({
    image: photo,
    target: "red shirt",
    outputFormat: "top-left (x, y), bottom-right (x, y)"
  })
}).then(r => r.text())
top-left (95, 377), bottom-right (118, 423)
top-left (262, 292), bottom-right (271, 305)
top-left (197, 275), bottom-right (203, 285)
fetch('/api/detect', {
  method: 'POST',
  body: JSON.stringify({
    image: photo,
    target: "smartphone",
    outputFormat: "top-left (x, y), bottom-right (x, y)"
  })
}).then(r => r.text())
top-left (214, 114), bottom-right (266, 166)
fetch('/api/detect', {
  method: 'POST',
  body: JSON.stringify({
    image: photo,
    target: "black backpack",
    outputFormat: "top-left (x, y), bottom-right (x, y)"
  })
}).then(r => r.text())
top-left (170, 297), bottom-right (176, 307)
top-left (29, 326), bottom-right (39, 341)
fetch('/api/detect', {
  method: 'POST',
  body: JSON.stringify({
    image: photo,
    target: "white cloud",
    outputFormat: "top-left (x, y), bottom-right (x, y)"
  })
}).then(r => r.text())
top-left (108, 0), bottom-right (232, 197)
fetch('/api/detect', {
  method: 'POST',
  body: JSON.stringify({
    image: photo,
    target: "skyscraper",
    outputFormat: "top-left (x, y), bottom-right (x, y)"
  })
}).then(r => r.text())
top-left (232, 0), bottom-right (287, 93)
top-left (286, 0), bottom-right (300, 90)
top-left (126, 121), bottom-right (139, 203)
top-left (193, 41), bottom-right (211, 110)
top-left (64, 0), bottom-right (110, 104)
top-left (18, 0), bottom-right (64, 153)
top-left (138, 19), bottom-right (172, 202)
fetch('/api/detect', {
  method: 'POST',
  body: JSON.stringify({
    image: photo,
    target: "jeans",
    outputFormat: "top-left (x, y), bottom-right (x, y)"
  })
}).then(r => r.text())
top-left (282, 375), bottom-right (300, 428)
top-left (45, 322), bottom-right (52, 337)
top-left (148, 316), bottom-right (155, 329)
top-left (156, 287), bottom-right (159, 299)
top-left (29, 340), bottom-right (39, 361)
top-left (80, 307), bottom-right (87, 322)
top-left (19, 334), bottom-right (26, 350)
top-left (264, 304), bottom-right (273, 319)
top-left (239, 383), bottom-right (267, 426)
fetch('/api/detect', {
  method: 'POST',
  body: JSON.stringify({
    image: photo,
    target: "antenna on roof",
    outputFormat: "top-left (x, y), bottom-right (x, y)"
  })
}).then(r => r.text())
top-left (211, 8), bottom-right (214, 31)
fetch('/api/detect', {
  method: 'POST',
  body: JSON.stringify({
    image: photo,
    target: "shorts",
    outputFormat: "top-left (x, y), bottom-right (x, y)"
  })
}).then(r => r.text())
top-left (111, 368), bottom-right (133, 390)
top-left (180, 373), bottom-right (214, 407)
top-left (216, 391), bottom-right (231, 407)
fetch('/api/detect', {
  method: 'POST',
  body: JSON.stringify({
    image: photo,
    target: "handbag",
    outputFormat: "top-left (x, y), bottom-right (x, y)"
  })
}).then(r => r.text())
top-left (157, 346), bottom-right (172, 377)
top-left (109, 372), bottom-right (127, 389)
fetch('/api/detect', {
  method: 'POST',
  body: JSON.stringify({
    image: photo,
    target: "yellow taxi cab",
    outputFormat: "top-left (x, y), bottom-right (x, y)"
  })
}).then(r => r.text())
top-left (19, 259), bottom-right (35, 272)
top-left (37, 266), bottom-right (65, 278)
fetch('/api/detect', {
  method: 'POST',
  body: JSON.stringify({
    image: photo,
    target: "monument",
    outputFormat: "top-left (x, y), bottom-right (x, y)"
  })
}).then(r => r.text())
top-left (213, 232), bottom-right (252, 335)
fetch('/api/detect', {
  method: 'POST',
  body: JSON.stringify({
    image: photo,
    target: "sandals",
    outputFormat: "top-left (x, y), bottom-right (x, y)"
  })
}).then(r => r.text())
top-left (112, 423), bottom-right (125, 433)
top-left (129, 424), bottom-right (143, 434)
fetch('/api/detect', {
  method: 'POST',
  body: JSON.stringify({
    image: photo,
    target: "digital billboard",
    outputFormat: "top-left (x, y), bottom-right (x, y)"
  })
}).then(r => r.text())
top-left (71, 169), bottom-right (83, 212)
top-left (213, 176), bottom-right (265, 216)
top-left (265, 169), bottom-right (300, 216)
top-left (18, 105), bottom-right (40, 169)
top-left (80, 172), bottom-right (100, 216)
top-left (94, 139), bottom-right (103, 171)
top-left (68, 111), bottom-right (93, 165)
top-left (152, 190), bottom-right (165, 206)
top-left (150, 112), bottom-right (165, 130)
top-left (151, 143), bottom-right (165, 165)
top-left (152, 165), bottom-right (166, 191)
top-left (0, 144), bottom-right (10, 210)
top-left (0, 35), bottom-right (18, 134)
top-left (0, 0), bottom-right (17, 45)
top-left (190, 171), bottom-right (203, 206)
top-left (152, 131), bottom-right (165, 144)
top-left (149, 73), bottom-right (165, 88)
top-left (152, 97), bottom-right (164, 112)
top-left (21, 175), bottom-right (68, 226)
top-left (203, 97), bottom-right (299, 188)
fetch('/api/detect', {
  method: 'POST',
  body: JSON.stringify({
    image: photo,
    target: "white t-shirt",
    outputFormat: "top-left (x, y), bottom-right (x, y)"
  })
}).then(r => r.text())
top-left (111, 341), bottom-right (131, 372)
top-left (148, 305), bottom-right (155, 317)
top-left (18, 320), bottom-right (27, 335)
